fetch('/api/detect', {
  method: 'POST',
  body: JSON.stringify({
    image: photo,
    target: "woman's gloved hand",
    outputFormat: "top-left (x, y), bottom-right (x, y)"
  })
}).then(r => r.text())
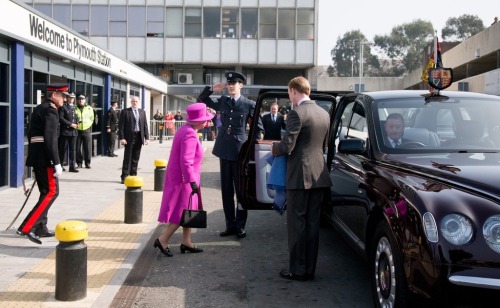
top-left (190, 182), bottom-right (199, 194)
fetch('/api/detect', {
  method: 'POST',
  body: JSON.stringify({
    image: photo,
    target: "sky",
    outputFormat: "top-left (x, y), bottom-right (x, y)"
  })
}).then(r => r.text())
top-left (317, 0), bottom-right (497, 65)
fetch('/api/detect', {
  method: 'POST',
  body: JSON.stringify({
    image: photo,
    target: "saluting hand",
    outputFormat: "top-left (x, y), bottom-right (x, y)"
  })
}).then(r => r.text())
top-left (212, 83), bottom-right (225, 93)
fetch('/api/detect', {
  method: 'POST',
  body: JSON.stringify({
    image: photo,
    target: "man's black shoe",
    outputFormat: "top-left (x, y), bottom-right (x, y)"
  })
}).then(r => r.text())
top-left (77, 164), bottom-right (82, 168)
top-left (112, 154), bottom-right (118, 157)
top-left (17, 230), bottom-right (42, 245)
top-left (37, 231), bottom-right (55, 238)
top-left (85, 165), bottom-right (91, 169)
top-left (279, 270), bottom-right (308, 281)
top-left (237, 229), bottom-right (247, 238)
top-left (219, 229), bottom-right (237, 237)
top-left (62, 167), bottom-right (66, 172)
top-left (69, 168), bottom-right (79, 173)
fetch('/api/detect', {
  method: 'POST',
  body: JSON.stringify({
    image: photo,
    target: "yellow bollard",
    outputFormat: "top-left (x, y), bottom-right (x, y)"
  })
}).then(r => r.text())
top-left (124, 176), bottom-right (144, 223)
top-left (55, 220), bottom-right (88, 301)
top-left (154, 159), bottom-right (167, 191)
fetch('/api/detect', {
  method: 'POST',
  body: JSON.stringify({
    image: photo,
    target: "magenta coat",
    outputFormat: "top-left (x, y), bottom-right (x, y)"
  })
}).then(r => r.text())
top-left (158, 124), bottom-right (203, 224)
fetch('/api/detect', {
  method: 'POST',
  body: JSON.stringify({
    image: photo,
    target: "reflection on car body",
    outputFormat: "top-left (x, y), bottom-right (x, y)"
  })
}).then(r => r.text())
top-left (238, 88), bottom-right (500, 307)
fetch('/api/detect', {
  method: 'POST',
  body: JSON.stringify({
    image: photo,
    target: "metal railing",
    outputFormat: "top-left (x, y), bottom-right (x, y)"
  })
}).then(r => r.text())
top-left (150, 120), bottom-right (186, 140)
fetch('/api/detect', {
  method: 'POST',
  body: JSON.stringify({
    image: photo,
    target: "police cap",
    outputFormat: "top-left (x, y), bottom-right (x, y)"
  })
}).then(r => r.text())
top-left (225, 71), bottom-right (246, 83)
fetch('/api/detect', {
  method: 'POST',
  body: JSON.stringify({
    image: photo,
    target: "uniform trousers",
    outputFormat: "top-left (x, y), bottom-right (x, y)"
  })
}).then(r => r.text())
top-left (219, 158), bottom-right (247, 231)
top-left (286, 188), bottom-right (323, 277)
top-left (76, 128), bottom-right (92, 166)
top-left (107, 131), bottom-right (117, 155)
top-left (18, 166), bottom-right (59, 234)
top-left (121, 132), bottom-right (143, 180)
top-left (58, 135), bottom-right (77, 168)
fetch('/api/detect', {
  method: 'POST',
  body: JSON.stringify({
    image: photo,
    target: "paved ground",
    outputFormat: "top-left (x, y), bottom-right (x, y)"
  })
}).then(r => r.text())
top-left (0, 138), bottom-right (374, 308)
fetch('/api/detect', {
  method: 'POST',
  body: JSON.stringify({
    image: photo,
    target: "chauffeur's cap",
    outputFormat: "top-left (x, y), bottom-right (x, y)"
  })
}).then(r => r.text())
top-left (225, 71), bottom-right (246, 83)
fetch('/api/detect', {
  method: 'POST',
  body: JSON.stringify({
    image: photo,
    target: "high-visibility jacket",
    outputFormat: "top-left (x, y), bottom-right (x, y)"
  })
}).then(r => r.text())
top-left (76, 105), bottom-right (95, 131)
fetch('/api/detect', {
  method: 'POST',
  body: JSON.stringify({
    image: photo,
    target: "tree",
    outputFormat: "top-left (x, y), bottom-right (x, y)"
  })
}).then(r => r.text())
top-left (329, 30), bottom-right (380, 77)
top-left (441, 14), bottom-right (485, 41)
top-left (373, 19), bottom-right (434, 76)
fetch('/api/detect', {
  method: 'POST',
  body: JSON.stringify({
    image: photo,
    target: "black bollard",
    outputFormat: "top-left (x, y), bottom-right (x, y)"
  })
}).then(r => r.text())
top-left (154, 159), bottom-right (167, 191)
top-left (55, 220), bottom-right (88, 301)
top-left (124, 176), bottom-right (143, 224)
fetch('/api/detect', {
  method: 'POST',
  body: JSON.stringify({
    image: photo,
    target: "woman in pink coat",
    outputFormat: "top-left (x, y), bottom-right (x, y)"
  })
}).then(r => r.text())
top-left (154, 103), bottom-right (214, 257)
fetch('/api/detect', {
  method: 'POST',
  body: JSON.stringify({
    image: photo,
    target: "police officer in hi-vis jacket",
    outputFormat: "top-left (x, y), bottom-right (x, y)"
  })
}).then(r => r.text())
top-left (17, 83), bottom-right (66, 244)
top-left (197, 71), bottom-right (263, 239)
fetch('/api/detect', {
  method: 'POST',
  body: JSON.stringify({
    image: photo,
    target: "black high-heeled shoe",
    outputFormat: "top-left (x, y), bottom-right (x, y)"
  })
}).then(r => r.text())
top-left (180, 244), bottom-right (203, 254)
top-left (154, 239), bottom-right (173, 257)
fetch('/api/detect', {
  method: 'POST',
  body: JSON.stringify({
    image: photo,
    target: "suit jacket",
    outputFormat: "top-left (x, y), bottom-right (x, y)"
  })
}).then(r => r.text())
top-left (262, 113), bottom-right (286, 140)
top-left (107, 107), bottom-right (119, 132)
top-left (59, 102), bottom-right (78, 137)
top-left (118, 107), bottom-right (149, 144)
top-left (272, 100), bottom-right (331, 189)
top-left (198, 86), bottom-right (263, 161)
top-left (26, 100), bottom-right (60, 167)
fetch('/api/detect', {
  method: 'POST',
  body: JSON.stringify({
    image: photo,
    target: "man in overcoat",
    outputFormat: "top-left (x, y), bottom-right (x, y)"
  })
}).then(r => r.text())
top-left (58, 92), bottom-right (79, 172)
top-left (197, 71), bottom-right (262, 238)
top-left (106, 100), bottom-right (119, 157)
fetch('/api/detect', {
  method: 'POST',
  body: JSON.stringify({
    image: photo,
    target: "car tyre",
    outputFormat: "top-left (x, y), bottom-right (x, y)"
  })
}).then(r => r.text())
top-left (370, 221), bottom-right (408, 308)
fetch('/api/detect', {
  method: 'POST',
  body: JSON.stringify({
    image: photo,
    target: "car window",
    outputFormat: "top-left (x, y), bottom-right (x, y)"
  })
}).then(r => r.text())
top-left (374, 97), bottom-right (500, 151)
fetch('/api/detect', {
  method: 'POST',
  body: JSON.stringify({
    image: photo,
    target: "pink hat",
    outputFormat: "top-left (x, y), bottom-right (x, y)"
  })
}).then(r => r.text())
top-left (186, 103), bottom-right (214, 122)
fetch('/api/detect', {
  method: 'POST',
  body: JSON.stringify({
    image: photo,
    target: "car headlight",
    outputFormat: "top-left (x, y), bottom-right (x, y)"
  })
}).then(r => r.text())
top-left (440, 214), bottom-right (473, 246)
top-left (483, 215), bottom-right (500, 253)
top-left (423, 212), bottom-right (438, 243)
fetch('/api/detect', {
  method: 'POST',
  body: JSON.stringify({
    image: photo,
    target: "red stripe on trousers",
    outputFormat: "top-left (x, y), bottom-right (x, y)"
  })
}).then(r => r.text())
top-left (22, 167), bottom-right (57, 233)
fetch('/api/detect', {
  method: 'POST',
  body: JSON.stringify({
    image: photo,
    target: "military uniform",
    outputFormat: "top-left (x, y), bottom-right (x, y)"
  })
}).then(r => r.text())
top-left (197, 71), bottom-right (263, 237)
top-left (18, 84), bottom-right (66, 244)
top-left (58, 93), bottom-right (79, 171)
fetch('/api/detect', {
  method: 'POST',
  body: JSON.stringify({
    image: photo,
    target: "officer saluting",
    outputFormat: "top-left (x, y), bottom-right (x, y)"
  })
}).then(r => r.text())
top-left (197, 71), bottom-right (262, 238)
top-left (17, 84), bottom-right (66, 244)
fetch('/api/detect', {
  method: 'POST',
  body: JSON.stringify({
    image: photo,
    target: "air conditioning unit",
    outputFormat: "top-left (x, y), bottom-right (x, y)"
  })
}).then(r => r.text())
top-left (178, 73), bottom-right (193, 84)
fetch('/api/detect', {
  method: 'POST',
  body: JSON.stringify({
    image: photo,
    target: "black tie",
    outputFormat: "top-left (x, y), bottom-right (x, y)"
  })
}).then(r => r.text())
top-left (231, 98), bottom-right (235, 108)
top-left (394, 140), bottom-right (400, 148)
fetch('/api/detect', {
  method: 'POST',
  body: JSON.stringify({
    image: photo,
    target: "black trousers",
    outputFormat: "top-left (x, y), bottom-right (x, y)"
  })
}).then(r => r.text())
top-left (76, 128), bottom-right (92, 165)
top-left (18, 166), bottom-right (59, 234)
top-left (219, 158), bottom-right (247, 231)
top-left (107, 131), bottom-right (117, 155)
top-left (58, 135), bottom-right (77, 168)
top-left (286, 188), bottom-right (323, 277)
top-left (121, 132), bottom-right (143, 180)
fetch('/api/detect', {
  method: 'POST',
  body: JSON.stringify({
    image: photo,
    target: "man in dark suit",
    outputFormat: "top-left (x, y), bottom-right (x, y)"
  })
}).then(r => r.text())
top-left (58, 92), bottom-right (79, 172)
top-left (384, 113), bottom-right (408, 148)
top-left (272, 76), bottom-right (331, 281)
top-left (118, 96), bottom-right (149, 184)
top-left (262, 102), bottom-right (286, 140)
top-left (17, 84), bottom-right (66, 244)
top-left (197, 71), bottom-right (263, 238)
top-left (106, 100), bottom-right (119, 157)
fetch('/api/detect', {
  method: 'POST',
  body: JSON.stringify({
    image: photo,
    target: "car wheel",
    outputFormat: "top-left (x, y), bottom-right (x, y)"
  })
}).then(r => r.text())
top-left (370, 221), bottom-right (408, 308)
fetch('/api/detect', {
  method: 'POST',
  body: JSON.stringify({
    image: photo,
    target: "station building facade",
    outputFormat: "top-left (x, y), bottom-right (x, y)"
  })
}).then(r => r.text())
top-left (1, 0), bottom-right (168, 189)
top-left (23, 0), bottom-right (320, 111)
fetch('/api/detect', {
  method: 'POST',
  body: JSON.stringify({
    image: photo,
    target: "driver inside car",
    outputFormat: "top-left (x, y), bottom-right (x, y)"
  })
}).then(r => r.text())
top-left (384, 113), bottom-right (410, 148)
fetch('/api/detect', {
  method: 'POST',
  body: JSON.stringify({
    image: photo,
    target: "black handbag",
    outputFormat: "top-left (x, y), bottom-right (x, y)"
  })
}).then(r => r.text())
top-left (180, 192), bottom-right (207, 228)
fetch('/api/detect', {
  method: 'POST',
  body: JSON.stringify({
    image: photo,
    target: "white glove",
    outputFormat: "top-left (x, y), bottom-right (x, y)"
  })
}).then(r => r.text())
top-left (54, 164), bottom-right (63, 178)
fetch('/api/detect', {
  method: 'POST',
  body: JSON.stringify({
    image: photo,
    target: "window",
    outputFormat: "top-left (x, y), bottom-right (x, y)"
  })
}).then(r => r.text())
top-left (34, 4), bottom-right (52, 18)
top-left (297, 9), bottom-right (314, 39)
top-left (221, 8), bottom-right (238, 38)
top-left (91, 6), bottom-right (108, 36)
top-left (53, 5), bottom-right (71, 28)
top-left (278, 9), bottom-right (295, 39)
top-left (259, 8), bottom-right (276, 39)
top-left (110, 6), bottom-right (127, 36)
top-left (166, 8), bottom-right (183, 37)
top-left (203, 7), bottom-right (221, 38)
top-left (147, 6), bottom-right (164, 37)
top-left (185, 8), bottom-right (201, 37)
top-left (128, 6), bottom-right (146, 37)
top-left (241, 8), bottom-right (257, 38)
top-left (72, 5), bottom-right (89, 36)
